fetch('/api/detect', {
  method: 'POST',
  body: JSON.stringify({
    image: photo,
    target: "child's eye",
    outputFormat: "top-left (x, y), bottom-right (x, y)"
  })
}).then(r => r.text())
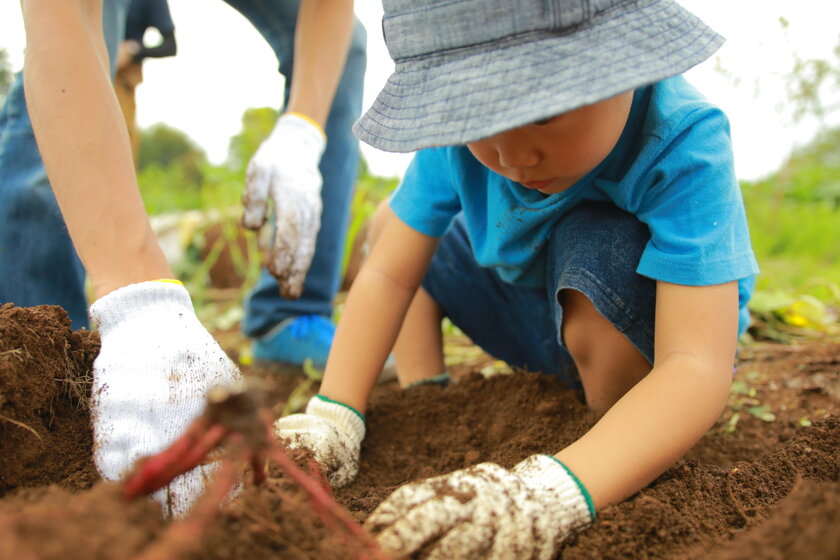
top-left (533, 117), bottom-right (554, 126)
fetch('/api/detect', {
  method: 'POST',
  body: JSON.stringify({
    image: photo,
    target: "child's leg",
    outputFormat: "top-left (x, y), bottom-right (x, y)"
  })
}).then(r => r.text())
top-left (561, 289), bottom-right (651, 413)
top-left (422, 214), bottom-right (578, 384)
top-left (547, 202), bottom-right (657, 413)
top-left (367, 200), bottom-right (446, 385)
top-left (393, 287), bottom-right (446, 386)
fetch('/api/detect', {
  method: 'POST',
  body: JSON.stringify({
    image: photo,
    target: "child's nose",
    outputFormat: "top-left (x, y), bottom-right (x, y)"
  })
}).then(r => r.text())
top-left (496, 141), bottom-right (541, 169)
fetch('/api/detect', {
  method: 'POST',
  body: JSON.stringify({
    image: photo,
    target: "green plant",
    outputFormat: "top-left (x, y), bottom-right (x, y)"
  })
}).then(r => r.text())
top-left (740, 121), bottom-right (840, 341)
top-left (138, 123), bottom-right (207, 187)
top-left (0, 48), bottom-right (11, 105)
top-left (282, 359), bottom-right (324, 416)
top-left (721, 371), bottom-right (776, 434)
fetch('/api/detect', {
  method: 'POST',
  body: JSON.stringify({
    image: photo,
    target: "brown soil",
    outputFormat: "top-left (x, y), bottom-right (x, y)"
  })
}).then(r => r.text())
top-left (0, 304), bottom-right (838, 559)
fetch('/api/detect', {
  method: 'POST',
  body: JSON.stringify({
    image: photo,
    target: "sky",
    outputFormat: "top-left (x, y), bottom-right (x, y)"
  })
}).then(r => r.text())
top-left (1, 1), bottom-right (839, 181)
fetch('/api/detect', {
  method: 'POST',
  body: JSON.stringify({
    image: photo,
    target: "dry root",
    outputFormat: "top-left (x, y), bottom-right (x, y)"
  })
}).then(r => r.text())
top-left (122, 379), bottom-right (386, 560)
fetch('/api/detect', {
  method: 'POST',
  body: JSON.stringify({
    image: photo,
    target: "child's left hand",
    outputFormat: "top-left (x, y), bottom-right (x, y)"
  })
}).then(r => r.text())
top-left (366, 454), bottom-right (594, 559)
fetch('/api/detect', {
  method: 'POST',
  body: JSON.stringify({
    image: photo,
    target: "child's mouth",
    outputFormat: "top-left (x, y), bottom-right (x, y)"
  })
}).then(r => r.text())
top-left (521, 179), bottom-right (554, 190)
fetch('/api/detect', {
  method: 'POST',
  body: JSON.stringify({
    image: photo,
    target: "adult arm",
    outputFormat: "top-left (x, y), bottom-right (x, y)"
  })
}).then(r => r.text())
top-left (555, 280), bottom-right (738, 508)
top-left (21, 0), bottom-right (240, 516)
top-left (285, 0), bottom-right (355, 128)
top-left (22, 0), bottom-right (171, 299)
top-left (240, 0), bottom-right (357, 295)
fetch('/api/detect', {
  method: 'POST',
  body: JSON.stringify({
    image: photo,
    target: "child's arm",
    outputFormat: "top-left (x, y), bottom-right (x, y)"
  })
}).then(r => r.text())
top-left (555, 280), bottom-right (738, 508)
top-left (320, 209), bottom-right (440, 412)
top-left (274, 208), bottom-right (439, 486)
top-left (366, 280), bottom-right (738, 558)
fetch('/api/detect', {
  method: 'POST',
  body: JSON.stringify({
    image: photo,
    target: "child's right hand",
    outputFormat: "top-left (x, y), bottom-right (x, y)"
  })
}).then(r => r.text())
top-left (366, 455), bottom-right (593, 558)
top-left (273, 395), bottom-right (366, 487)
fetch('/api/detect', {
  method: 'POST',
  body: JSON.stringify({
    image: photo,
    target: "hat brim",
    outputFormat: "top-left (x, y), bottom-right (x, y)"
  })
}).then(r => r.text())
top-left (354, 0), bottom-right (723, 153)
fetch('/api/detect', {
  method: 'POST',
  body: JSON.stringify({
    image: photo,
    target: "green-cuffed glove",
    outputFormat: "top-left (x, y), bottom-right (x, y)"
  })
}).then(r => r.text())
top-left (366, 454), bottom-right (595, 559)
top-left (274, 395), bottom-right (365, 488)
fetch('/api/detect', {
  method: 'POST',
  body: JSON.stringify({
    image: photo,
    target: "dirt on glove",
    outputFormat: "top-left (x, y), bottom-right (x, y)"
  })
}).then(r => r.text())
top-left (0, 304), bottom-right (838, 559)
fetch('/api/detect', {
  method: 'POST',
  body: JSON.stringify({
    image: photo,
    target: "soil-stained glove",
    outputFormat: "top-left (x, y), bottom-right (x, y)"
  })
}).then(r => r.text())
top-left (366, 454), bottom-right (595, 560)
top-left (274, 395), bottom-right (365, 488)
top-left (89, 280), bottom-right (242, 517)
top-left (241, 112), bottom-right (326, 299)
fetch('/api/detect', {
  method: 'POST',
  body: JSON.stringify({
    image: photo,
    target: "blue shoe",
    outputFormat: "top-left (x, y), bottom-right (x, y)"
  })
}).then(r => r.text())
top-left (252, 315), bottom-right (335, 369)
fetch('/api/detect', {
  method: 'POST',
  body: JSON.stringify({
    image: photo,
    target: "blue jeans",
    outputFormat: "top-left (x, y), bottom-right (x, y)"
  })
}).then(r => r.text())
top-left (422, 202), bottom-right (657, 389)
top-left (233, 0), bottom-right (368, 337)
top-left (0, 0), bottom-right (130, 330)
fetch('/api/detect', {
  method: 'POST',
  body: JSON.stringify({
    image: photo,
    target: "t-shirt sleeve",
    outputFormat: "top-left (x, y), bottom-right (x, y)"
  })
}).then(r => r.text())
top-left (635, 108), bottom-right (759, 286)
top-left (389, 148), bottom-right (462, 237)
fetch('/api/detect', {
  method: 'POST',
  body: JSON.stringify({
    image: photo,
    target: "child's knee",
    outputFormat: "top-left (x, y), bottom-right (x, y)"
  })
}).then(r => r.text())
top-left (561, 289), bottom-right (650, 413)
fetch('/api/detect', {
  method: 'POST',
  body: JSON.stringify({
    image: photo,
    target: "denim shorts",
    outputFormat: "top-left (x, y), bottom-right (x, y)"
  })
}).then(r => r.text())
top-left (422, 201), bottom-right (656, 389)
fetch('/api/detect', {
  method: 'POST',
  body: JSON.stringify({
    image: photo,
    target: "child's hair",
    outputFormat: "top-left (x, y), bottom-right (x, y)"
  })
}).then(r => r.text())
top-left (354, 0), bottom-right (722, 153)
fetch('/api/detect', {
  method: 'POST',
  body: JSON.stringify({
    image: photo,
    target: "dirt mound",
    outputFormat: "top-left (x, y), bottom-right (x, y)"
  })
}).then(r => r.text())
top-left (0, 304), bottom-right (99, 495)
top-left (0, 304), bottom-right (838, 559)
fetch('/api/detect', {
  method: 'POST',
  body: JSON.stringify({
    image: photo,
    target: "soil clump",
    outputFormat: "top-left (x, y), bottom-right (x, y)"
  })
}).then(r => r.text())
top-left (0, 304), bottom-right (838, 559)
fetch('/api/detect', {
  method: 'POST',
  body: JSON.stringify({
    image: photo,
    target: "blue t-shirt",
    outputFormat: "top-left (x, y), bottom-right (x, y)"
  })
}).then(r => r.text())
top-left (390, 76), bottom-right (759, 335)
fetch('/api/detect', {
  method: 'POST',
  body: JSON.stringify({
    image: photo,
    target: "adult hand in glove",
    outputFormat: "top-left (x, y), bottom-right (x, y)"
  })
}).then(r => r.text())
top-left (241, 112), bottom-right (326, 299)
top-left (274, 395), bottom-right (366, 488)
top-left (89, 280), bottom-right (242, 517)
top-left (366, 455), bottom-right (595, 560)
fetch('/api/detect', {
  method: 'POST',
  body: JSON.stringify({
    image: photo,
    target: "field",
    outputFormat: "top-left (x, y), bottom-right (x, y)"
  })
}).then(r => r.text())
top-left (1, 302), bottom-right (838, 559)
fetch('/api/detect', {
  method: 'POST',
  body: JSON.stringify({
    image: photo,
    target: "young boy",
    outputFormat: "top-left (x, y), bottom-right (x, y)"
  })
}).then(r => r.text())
top-left (275, 0), bottom-right (759, 557)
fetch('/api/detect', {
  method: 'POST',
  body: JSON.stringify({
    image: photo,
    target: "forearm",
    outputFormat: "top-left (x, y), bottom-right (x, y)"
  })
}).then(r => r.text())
top-left (555, 356), bottom-right (731, 509)
top-left (285, 0), bottom-right (355, 127)
top-left (22, 0), bottom-right (171, 299)
top-left (319, 267), bottom-right (416, 413)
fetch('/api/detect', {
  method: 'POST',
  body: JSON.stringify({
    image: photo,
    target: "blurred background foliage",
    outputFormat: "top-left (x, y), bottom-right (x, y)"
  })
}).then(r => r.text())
top-left (741, 127), bottom-right (840, 342)
top-left (0, 48), bottom-right (12, 105)
top-left (739, 29), bottom-right (840, 342)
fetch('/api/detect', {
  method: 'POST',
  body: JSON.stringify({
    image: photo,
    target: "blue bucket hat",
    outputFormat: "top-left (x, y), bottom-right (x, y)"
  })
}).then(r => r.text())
top-left (354, 0), bottom-right (723, 152)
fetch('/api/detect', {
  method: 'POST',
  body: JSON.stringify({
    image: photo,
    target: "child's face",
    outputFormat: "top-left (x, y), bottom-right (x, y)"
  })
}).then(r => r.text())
top-left (466, 91), bottom-right (634, 195)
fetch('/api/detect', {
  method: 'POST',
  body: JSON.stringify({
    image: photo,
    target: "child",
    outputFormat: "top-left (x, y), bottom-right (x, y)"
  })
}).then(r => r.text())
top-left (275, 0), bottom-right (759, 557)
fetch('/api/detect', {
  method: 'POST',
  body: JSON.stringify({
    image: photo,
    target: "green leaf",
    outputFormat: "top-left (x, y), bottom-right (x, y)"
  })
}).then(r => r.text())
top-left (747, 405), bottom-right (776, 422)
top-left (724, 412), bottom-right (741, 434)
top-left (730, 380), bottom-right (748, 395)
top-left (282, 378), bottom-right (315, 417)
top-left (302, 358), bottom-right (324, 382)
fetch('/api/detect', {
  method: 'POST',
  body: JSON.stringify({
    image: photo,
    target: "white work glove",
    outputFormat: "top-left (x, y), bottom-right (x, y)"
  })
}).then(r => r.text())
top-left (366, 455), bottom-right (595, 559)
top-left (89, 280), bottom-right (241, 517)
top-left (274, 395), bottom-right (365, 488)
top-left (241, 112), bottom-right (326, 299)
